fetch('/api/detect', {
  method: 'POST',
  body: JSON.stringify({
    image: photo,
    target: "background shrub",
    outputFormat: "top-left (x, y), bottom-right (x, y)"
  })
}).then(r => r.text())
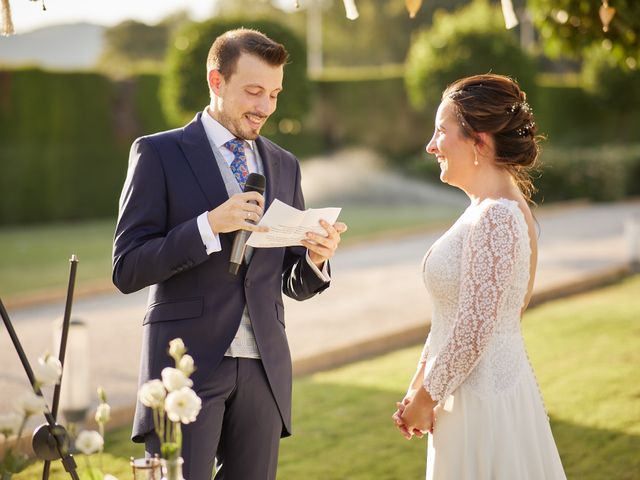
top-left (161, 18), bottom-right (310, 152)
top-left (0, 69), bottom-right (171, 225)
top-left (404, 0), bottom-right (536, 114)
top-left (405, 143), bottom-right (640, 203)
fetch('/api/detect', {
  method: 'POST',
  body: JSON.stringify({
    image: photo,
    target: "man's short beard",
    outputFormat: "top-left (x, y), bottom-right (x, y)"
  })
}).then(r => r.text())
top-left (217, 110), bottom-right (260, 141)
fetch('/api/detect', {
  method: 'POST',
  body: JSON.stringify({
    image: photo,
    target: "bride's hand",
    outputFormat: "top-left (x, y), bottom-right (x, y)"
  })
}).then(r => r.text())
top-left (392, 401), bottom-right (424, 439)
top-left (399, 387), bottom-right (437, 437)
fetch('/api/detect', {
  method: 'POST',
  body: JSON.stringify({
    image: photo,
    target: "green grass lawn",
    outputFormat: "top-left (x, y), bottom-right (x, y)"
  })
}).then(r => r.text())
top-left (0, 220), bottom-right (116, 299)
top-left (0, 206), bottom-right (458, 301)
top-left (12, 275), bottom-right (640, 479)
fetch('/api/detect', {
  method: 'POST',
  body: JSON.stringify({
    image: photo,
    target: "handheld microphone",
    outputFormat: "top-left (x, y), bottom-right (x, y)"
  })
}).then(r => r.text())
top-left (229, 173), bottom-right (266, 275)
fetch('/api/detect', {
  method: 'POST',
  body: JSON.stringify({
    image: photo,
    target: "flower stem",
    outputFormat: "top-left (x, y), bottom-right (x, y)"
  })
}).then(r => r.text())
top-left (98, 423), bottom-right (105, 472)
top-left (83, 455), bottom-right (97, 480)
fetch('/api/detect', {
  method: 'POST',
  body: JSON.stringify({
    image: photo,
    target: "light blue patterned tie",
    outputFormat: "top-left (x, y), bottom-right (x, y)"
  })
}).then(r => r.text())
top-left (224, 138), bottom-right (249, 190)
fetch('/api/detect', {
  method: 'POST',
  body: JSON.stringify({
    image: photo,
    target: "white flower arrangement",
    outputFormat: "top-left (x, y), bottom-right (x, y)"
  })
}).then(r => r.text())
top-left (75, 386), bottom-right (115, 480)
top-left (75, 430), bottom-right (104, 456)
top-left (0, 352), bottom-right (60, 476)
top-left (139, 338), bottom-right (202, 460)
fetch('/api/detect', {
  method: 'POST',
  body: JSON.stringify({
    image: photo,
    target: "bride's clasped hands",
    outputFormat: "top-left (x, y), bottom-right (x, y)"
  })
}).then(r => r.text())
top-left (392, 388), bottom-right (439, 440)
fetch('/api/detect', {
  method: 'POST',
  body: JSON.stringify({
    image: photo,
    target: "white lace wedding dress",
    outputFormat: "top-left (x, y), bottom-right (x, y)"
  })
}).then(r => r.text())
top-left (420, 198), bottom-right (566, 479)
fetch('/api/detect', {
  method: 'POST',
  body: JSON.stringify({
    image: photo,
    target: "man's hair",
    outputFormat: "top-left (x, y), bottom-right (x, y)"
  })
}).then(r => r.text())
top-left (207, 28), bottom-right (289, 80)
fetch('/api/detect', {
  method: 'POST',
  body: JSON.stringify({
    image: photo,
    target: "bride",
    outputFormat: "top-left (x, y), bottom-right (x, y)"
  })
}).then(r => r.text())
top-left (392, 74), bottom-right (566, 479)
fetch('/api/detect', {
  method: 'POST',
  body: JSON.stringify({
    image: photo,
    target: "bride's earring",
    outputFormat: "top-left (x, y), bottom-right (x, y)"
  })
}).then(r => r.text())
top-left (473, 148), bottom-right (479, 166)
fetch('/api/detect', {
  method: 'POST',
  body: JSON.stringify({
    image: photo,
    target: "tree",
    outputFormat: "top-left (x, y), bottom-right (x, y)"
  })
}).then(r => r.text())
top-left (405, 0), bottom-right (535, 111)
top-left (528, 0), bottom-right (639, 70)
top-left (161, 18), bottom-right (309, 131)
top-left (96, 13), bottom-right (190, 76)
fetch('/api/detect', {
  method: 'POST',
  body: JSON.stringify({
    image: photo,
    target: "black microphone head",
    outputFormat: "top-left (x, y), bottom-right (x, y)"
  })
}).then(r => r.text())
top-left (244, 173), bottom-right (266, 194)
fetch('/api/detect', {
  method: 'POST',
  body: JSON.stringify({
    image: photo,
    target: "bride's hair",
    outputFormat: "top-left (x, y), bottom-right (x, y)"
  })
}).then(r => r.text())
top-left (443, 74), bottom-right (541, 203)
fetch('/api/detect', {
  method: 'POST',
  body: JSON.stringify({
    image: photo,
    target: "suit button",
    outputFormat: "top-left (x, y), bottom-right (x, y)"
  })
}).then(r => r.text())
top-left (245, 279), bottom-right (251, 287)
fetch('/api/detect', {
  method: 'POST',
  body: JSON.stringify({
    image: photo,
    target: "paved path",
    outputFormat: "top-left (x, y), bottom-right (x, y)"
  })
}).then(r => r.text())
top-left (1, 201), bottom-right (638, 426)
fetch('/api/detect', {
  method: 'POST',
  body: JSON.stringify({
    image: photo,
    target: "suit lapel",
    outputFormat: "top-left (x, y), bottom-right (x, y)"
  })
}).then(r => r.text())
top-left (256, 136), bottom-right (280, 208)
top-left (247, 137), bottom-right (283, 273)
top-left (180, 112), bottom-right (229, 209)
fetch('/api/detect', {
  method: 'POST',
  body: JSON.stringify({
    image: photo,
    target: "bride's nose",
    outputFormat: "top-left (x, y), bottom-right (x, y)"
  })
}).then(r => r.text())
top-left (426, 136), bottom-right (437, 155)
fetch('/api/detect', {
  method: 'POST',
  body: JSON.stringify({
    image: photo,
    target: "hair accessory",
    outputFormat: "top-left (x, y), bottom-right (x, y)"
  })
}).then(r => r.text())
top-left (508, 101), bottom-right (531, 114)
top-left (516, 121), bottom-right (536, 137)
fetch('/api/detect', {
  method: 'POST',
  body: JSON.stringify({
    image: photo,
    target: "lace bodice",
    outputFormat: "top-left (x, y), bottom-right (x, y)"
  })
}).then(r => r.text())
top-left (420, 198), bottom-right (532, 402)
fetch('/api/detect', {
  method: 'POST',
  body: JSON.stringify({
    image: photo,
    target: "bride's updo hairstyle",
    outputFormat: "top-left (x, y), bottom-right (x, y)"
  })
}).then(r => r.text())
top-left (443, 74), bottom-right (541, 203)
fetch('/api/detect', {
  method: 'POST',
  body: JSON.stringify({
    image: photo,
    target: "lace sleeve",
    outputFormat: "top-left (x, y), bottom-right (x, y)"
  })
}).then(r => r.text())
top-left (418, 332), bottom-right (431, 366)
top-left (423, 203), bottom-right (520, 402)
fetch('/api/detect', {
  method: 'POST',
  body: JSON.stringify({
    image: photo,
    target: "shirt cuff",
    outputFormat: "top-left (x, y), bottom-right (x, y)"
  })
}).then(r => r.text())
top-left (197, 212), bottom-right (222, 255)
top-left (305, 251), bottom-right (331, 282)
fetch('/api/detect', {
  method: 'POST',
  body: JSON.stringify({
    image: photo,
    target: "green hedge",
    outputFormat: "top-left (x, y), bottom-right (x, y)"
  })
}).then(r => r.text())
top-left (0, 69), bottom-right (125, 224)
top-left (313, 77), bottom-right (430, 157)
top-left (405, 143), bottom-right (640, 203)
top-left (534, 144), bottom-right (640, 202)
top-left (0, 69), bottom-right (169, 225)
top-left (310, 76), bottom-right (640, 158)
top-left (535, 81), bottom-right (640, 146)
top-left (1, 68), bottom-right (638, 225)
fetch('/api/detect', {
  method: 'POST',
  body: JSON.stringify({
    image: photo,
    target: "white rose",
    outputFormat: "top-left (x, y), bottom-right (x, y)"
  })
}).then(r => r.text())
top-left (95, 402), bottom-right (111, 424)
top-left (75, 430), bottom-right (104, 455)
top-left (34, 353), bottom-right (62, 386)
top-left (161, 367), bottom-right (193, 392)
top-left (0, 412), bottom-right (23, 438)
top-left (177, 354), bottom-right (195, 377)
top-left (168, 338), bottom-right (186, 362)
top-left (138, 379), bottom-right (166, 409)
top-left (165, 387), bottom-right (201, 424)
top-left (15, 391), bottom-right (47, 417)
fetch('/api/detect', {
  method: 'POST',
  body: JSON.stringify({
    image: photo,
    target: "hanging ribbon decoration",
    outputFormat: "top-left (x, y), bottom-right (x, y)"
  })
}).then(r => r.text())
top-left (500, 0), bottom-right (519, 29)
top-left (405, 0), bottom-right (423, 19)
top-left (1, 0), bottom-right (15, 36)
top-left (343, 0), bottom-right (359, 20)
top-left (599, 0), bottom-right (616, 32)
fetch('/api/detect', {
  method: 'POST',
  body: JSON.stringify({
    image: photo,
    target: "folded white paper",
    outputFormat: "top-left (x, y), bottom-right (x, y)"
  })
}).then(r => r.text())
top-left (247, 199), bottom-right (341, 248)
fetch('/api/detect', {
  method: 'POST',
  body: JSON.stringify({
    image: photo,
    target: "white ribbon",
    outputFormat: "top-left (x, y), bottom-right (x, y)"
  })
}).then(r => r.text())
top-left (501, 0), bottom-right (519, 29)
top-left (343, 0), bottom-right (359, 21)
top-left (1, 0), bottom-right (15, 36)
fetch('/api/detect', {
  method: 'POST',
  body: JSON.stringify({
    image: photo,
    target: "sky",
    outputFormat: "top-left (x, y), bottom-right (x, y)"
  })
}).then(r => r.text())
top-left (8, 0), bottom-right (295, 33)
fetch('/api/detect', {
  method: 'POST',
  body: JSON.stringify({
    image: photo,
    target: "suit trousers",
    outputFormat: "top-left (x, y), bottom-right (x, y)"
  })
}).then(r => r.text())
top-left (145, 357), bottom-right (283, 480)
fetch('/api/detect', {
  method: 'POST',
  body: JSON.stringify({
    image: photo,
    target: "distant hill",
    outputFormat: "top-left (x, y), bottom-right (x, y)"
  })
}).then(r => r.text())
top-left (0, 23), bottom-right (105, 70)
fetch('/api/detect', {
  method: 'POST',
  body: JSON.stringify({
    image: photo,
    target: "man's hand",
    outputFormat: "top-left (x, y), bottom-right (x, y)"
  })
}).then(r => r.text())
top-left (207, 192), bottom-right (269, 234)
top-left (302, 220), bottom-right (348, 268)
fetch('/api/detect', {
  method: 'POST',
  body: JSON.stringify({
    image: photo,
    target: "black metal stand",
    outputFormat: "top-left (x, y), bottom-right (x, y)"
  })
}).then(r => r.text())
top-left (0, 255), bottom-right (80, 480)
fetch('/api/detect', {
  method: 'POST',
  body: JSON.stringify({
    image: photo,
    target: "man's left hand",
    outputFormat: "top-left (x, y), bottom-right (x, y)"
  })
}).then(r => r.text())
top-left (302, 220), bottom-right (348, 268)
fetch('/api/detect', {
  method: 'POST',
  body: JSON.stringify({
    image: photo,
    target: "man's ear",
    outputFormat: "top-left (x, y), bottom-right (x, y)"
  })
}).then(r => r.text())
top-left (208, 69), bottom-right (223, 96)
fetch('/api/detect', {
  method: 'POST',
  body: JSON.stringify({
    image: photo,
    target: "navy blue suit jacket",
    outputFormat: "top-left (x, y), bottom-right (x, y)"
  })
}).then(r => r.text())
top-left (112, 112), bottom-right (329, 441)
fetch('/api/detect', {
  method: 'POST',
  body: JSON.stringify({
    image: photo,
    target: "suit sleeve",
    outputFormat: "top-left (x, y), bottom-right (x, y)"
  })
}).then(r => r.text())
top-left (281, 156), bottom-right (331, 301)
top-left (112, 137), bottom-right (209, 294)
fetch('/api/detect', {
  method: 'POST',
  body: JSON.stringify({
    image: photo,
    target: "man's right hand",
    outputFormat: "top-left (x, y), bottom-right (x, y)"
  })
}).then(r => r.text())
top-left (207, 192), bottom-right (269, 234)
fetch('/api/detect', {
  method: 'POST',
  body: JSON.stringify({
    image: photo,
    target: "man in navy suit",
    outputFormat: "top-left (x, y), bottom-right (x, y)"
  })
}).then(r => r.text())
top-left (113, 29), bottom-right (346, 480)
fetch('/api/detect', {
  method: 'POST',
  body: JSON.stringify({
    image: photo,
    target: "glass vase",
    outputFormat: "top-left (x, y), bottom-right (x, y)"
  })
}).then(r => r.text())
top-left (161, 457), bottom-right (185, 480)
top-left (130, 456), bottom-right (162, 480)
